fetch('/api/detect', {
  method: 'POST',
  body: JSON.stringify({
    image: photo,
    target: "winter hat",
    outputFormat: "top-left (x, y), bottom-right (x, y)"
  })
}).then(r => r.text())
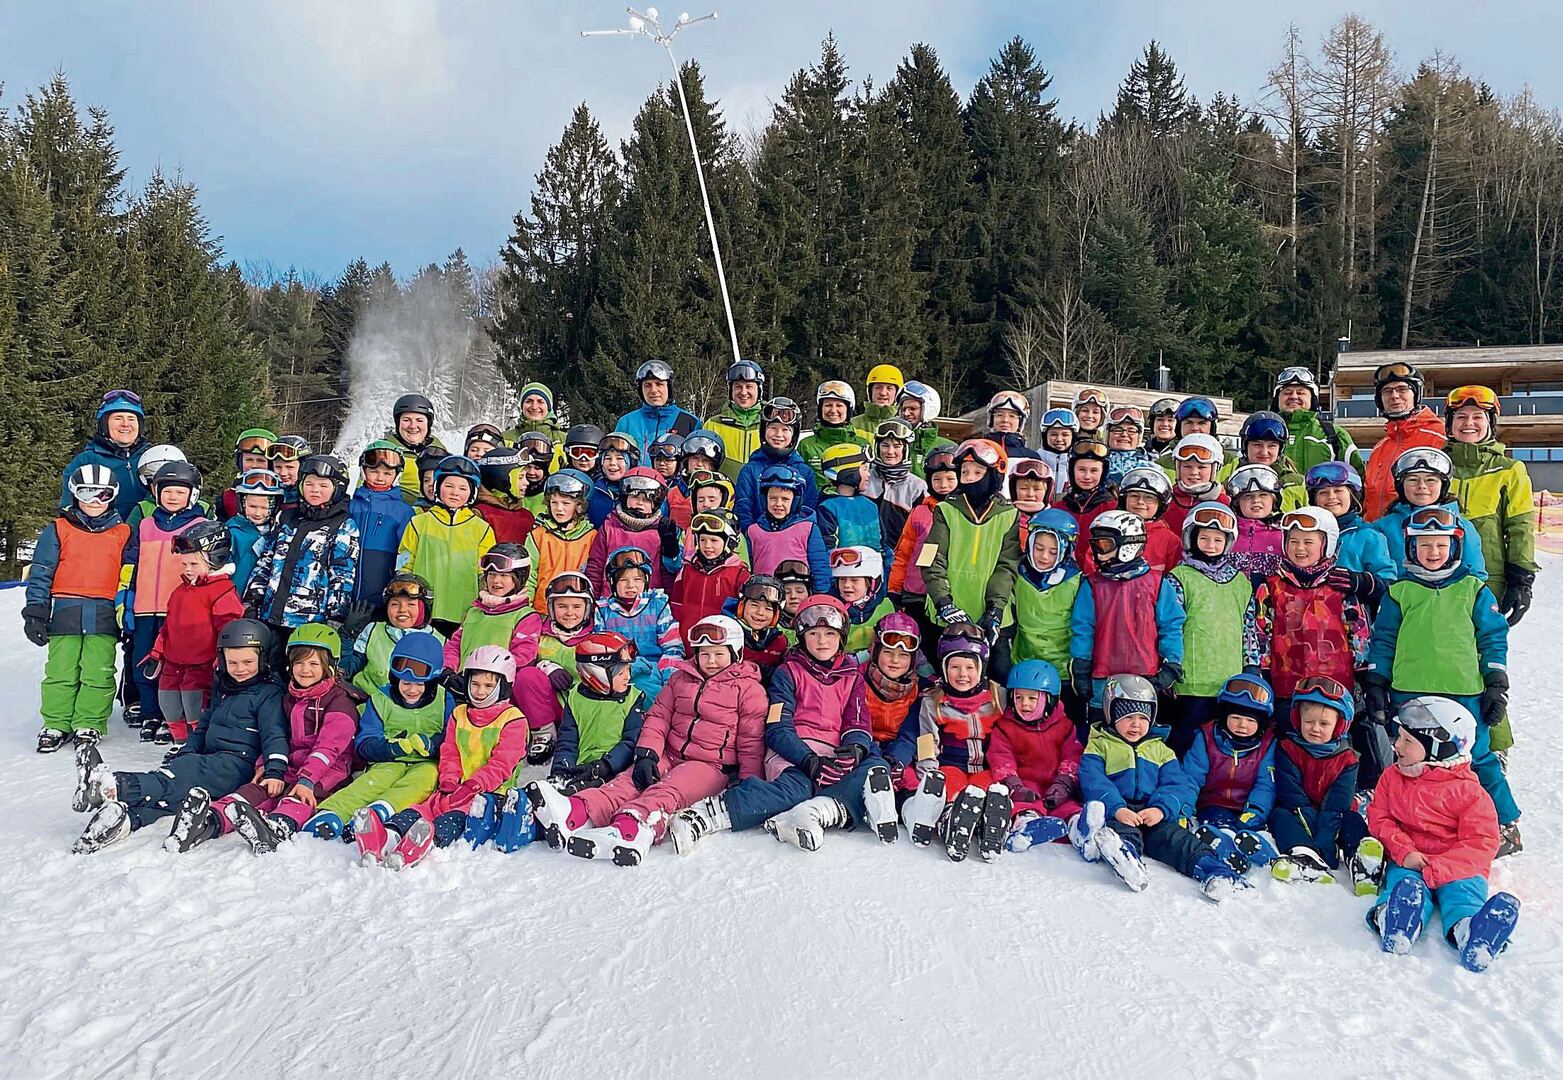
top-left (520, 382), bottom-right (555, 415)
top-left (1103, 674), bottom-right (1157, 740)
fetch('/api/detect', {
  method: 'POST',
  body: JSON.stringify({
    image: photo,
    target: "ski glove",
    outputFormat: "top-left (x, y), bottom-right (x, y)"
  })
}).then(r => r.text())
top-left (632, 750), bottom-right (661, 791)
top-left (1326, 567), bottom-right (1380, 604)
top-left (1069, 658), bottom-right (1093, 699)
top-left (138, 657), bottom-right (163, 682)
top-left (440, 671), bottom-right (468, 705)
top-left (341, 601), bottom-right (377, 640)
top-left (1482, 672), bottom-right (1510, 727)
top-left (116, 590), bottom-right (136, 638)
top-left (814, 743), bottom-right (866, 787)
top-left (393, 734), bottom-right (432, 758)
top-left (21, 605), bottom-right (49, 647)
top-left (539, 661), bottom-right (573, 694)
top-left (1149, 661), bottom-right (1183, 695)
top-left (1043, 777), bottom-right (1075, 810)
top-left (977, 605), bottom-right (1004, 646)
top-left (1005, 777), bottom-right (1041, 803)
top-left (576, 759), bottom-right (612, 783)
top-left (657, 517), bottom-right (681, 559)
top-left (1360, 673), bottom-right (1390, 729)
top-left (935, 600), bottom-right (969, 627)
top-left (1501, 566), bottom-right (1534, 627)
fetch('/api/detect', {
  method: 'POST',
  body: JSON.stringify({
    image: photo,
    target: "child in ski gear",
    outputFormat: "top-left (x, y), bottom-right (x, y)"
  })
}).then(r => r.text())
top-left (1117, 466), bottom-right (1180, 572)
top-left (1073, 386), bottom-right (1109, 442)
top-left (1068, 510), bottom-right (1186, 717)
top-left (897, 381), bottom-right (948, 474)
top-left (307, 632), bottom-right (448, 839)
top-left (1074, 675), bottom-right (1247, 901)
top-left (588, 430), bottom-right (637, 526)
top-left (121, 460), bottom-right (208, 736)
top-left (387, 394), bottom-right (447, 504)
top-left (1306, 462), bottom-right (1394, 591)
top-left (72, 620), bottom-right (287, 853)
top-left (216, 429), bottom-right (277, 520)
top-left (1268, 676), bottom-right (1382, 893)
top-left (350, 441), bottom-right (416, 604)
top-left (734, 574), bottom-right (790, 679)
top-left (1008, 457), bottom-right (1055, 527)
top-left (355, 646), bottom-right (528, 869)
top-left (1053, 440), bottom-right (1116, 574)
top-left (1166, 502), bottom-right (1256, 757)
top-left (1363, 506), bottom-right (1521, 850)
top-left (888, 446), bottom-right (958, 650)
top-left (60, 389), bottom-right (148, 523)
top-left (345, 573), bottom-right (445, 692)
top-left (1372, 447), bottom-right (1486, 581)
top-left (585, 467), bottom-right (681, 595)
top-left (798, 380), bottom-right (871, 489)
top-left (1366, 697), bottom-right (1518, 972)
top-left (395, 455), bottom-right (495, 632)
top-left (125, 444), bottom-right (189, 529)
top-left (1010, 510), bottom-right (1082, 695)
top-left (547, 632), bottom-right (648, 791)
top-left (525, 469), bottom-right (597, 612)
top-left (1162, 434), bottom-right (1228, 539)
top-left (1218, 411), bottom-right (1306, 511)
top-left (650, 434), bottom-right (687, 523)
top-left (861, 418), bottom-right (927, 563)
top-left (268, 436), bottom-right (311, 511)
top-left (1147, 398), bottom-right (1180, 456)
top-left (226, 468), bottom-right (283, 593)
top-left (464, 423), bottom-right (503, 462)
top-left (143, 522), bottom-right (245, 748)
top-left (990, 660), bottom-right (1083, 852)
top-left (668, 596), bottom-right (887, 855)
top-left (592, 547), bottom-right (683, 700)
top-left (1272, 367), bottom-right (1363, 477)
top-left (864, 614), bottom-right (924, 773)
top-left (816, 443), bottom-right (883, 555)
top-left (744, 465), bottom-right (830, 592)
top-left (1104, 406), bottom-right (1156, 485)
top-left (514, 436), bottom-right (553, 516)
top-left (536, 571), bottom-right (596, 682)
top-left (615, 360), bottom-right (700, 467)
top-left (983, 389), bottom-right (1030, 453)
top-left (1179, 673), bottom-right (1280, 871)
top-left (1037, 408), bottom-right (1078, 495)
top-left (671, 511), bottom-right (749, 644)
top-left (536, 616), bottom-right (767, 865)
top-left (1362, 361), bottom-right (1445, 521)
top-left (832, 546), bottom-right (893, 658)
top-left (247, 454), bottom-right (361, 635)
top-left (735, 397), bottom-right (819, 533)
top-left (922, 439), bottom-right (1021, 647)
top-left (26, 465), bottom-right (132, 750)
top-left (1226, 463), bottom-right (1284, 579)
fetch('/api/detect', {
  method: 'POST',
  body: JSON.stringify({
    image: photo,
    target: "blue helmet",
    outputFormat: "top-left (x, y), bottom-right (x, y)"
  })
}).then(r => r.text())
top-left (432, 455), bottom-right (481, 506)
top-left (388, 632), bottom-right (445, 684)
top-left (1008, 659), bottom-right (1061, 696)
top-left (1290, 675), bottom-right (1354, 747)
top-left (97, 389), bottom-right (145, 422)
top-left (1175, 396), bottom-right (1218, 422)
top-left (1240, 410), bottom-right (1289, 454)
top-left (1026, 508), bottom-right (1079, 572)
top-left (1216, 673), bottom-right (1275, 725)
top-left (758, 465), bottom-right (804, 497)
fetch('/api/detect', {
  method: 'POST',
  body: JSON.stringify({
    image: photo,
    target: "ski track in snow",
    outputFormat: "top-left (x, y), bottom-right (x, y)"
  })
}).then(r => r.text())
top-left (3, 561), bottom-right (1562, 1080)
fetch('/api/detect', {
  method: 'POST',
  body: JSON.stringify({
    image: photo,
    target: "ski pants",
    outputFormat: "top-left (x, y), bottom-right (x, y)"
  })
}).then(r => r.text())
top-left (1196, 805), bottom-right (1279, 862)
top-left (1269, 807), bottom-right (1370, 868)
top-left (724, 761), bottom-right (875, 833)
top-left (512, 666), bottom-right (561, 734)
top-left (318, 762), bottom-right (440, 820)
top-left (1010, 792), bottom-right (1082, 821)
top-left (1103, 817), bottom-right (1209, 879)
top-left (156, 689), bottom-right (206, 744)
top-left (1391, 691), bottom-right (1520, 824)
top-left (213, 783), bottom-right (316, 833)
top-left (573, 760), bottom-right (731, 840)
top-left (39, 633), bottom-right (117, 734)
top-left (130, 616), bottom-right (166, 723)
top-left (117, 751), bottom-right (252, 831)
top-left (1368, 864), bottom-right (1488, 940)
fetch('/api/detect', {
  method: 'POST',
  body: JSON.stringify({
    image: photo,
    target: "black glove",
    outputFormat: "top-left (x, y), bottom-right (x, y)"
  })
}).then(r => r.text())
top-left (1482, 671), bottom-right (1510, 727)
top-left (1361, 673), bottom-right (1390, 729)
top-left (21, 605), bottom-right (49, 648)
top-left (800, 753), bottom-right (826, 781)
top-left (816, 743), bottom-right (866, 787)
top-left (576, 759), bottom-right (612, 783)
top-left (138, 656), bottom-right (163, 682)
top-left (887, 592), bottom-right (907, 613)
top-left (1150, 661), bottom-right (1183, 695)
top-left (1005, 778), bottom-right (1041, 803)
top-left (935, 599), bottom-right (968, 626)
top-left (1069, 658), bottom-right (1093, 699)
top-left (341, 601), bottom-right (377, 640)
top-left (977, 606), bottom-right (1004, 646)
top-left (1501, 567), bottom-right (1534, 627)
top-left (632, 750), bottom-right (661, 791)
top-left (657, 517), bottom-right (680, 559)
top-left (440, 671), bottom-right (468, 705)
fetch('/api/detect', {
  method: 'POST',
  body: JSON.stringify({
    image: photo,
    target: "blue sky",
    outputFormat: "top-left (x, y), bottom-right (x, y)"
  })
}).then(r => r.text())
top-left (4, 1), bottom-right (1559, 282)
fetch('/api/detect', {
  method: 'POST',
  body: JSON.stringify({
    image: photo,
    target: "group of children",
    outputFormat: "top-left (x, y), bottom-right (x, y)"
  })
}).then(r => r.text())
top-left (27, 364), bottom-right (1531, 972)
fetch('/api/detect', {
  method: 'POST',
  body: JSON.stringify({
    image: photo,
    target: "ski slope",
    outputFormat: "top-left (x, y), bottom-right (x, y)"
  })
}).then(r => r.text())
top-left (2, 564), bottom-right (1561, 1080)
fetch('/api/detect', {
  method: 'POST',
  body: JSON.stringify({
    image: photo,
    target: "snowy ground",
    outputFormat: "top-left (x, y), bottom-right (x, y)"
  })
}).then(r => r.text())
top-left (3, 566), bottom-right (1561, 1080)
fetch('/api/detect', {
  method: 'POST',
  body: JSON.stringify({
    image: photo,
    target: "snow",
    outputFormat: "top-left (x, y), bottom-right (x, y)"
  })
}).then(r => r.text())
top-left (4, 568), bottom-right (1563, 1080)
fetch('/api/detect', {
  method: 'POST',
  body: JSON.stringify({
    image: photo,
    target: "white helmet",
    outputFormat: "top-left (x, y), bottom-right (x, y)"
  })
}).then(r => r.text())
top-left (816, 380), bottom-right (857, 411)
top-left (899, 381), bottom-right (942, 423)
top-left (1180, 500), bottom-right (1238, 554)
top-left (688, 614), bottom-right (746, 662)
top-left (830, 545), bottom-right (883, 585)
top-left (1119, 466), bottom-right (1173, 509)
top-left (68, 463), bottom-right (120, 505)
top-left (1226, 463), bottom-right (1282, 499)
top-left (1089, 510), bottom-right (1146, 565)
top-left (1280, 506), bottom-right (1340, 560)
top-left (1171, 433), bottom-right (1223, 467)
top-left (988, 389), bottom-right (1030, 425)
top-left (136, 444), bottom-right (188, 487)
top-left (1397, 696), bottom-right (1477, 765)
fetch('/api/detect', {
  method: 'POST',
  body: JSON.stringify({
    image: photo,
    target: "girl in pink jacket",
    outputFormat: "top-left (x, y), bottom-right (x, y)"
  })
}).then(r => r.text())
top-left (531, 615), bottom-right (767, 866)
top-left (174, 624), bottom-right (359, 854)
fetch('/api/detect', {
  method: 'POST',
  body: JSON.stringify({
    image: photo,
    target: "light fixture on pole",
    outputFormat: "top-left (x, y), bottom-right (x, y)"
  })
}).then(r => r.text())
top-left (582, 7), bottom-right (741, 366)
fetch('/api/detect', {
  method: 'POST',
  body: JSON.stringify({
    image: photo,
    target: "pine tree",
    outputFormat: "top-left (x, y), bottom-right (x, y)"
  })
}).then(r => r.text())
top-left (1107, 41), bottom-right (1197, 138)
top-left (1083, 199), bottom-right (1183, 383)
top-left (258, 270), bottom-right (330, 444)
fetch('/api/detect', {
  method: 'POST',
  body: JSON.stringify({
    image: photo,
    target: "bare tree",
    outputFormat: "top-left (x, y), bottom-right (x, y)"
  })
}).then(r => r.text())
top-left (1003, 304), bottom-right (1049, 389)
top-left (1260, 23), bottom-right (1311, 282)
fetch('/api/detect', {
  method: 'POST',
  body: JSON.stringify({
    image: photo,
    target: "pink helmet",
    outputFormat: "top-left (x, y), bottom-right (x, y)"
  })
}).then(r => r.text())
top-left (872, 612), bottom-right (921, 657)
top-left (462, 645), bottom-right (516, 708)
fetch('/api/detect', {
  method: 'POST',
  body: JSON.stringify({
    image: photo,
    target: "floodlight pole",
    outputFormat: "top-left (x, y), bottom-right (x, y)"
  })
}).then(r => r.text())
top-left (583, 8), bottom-right (742, 366)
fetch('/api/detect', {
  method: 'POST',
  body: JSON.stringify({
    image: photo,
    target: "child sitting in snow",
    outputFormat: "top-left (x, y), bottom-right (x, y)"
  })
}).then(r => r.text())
top-left (533, 615), bottom-right (767, 866)
top-left (1073, 675), bottom-right (1248, 902)
top-left (1225, 464), bottom-right (1284, 580)
top-left (345, 572), bottom-right (445, 695)
top-left (1366, 697), bottom-right (1519, 973)
top-left (1179, 673), bottom-right (1280, 873)
top-left (864, 614), bottom-right (925, 774)
top-left (545, 632), bottom-right (648, 796)
top-left (1268, 676), bottom-right (1384, 895)
top-left (592, 547), bottom-right (683, 701)
top-left (989, 660), bottom-right (1083, 853)
top-left (774, 560), bottom-right (812, 641)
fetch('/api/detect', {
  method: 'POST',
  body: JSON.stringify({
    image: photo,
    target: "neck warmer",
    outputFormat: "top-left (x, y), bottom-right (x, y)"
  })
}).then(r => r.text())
top-left (873, 460), bottom-right (911, 484)
top-left (615, 504), bottom-right (660, 530)
top-left (960, 470), bottom-right (1001, 515)
top-left (866, 661), bottom-right (918, 703)
top-left (1180, 552), bottom-right (1241, 584)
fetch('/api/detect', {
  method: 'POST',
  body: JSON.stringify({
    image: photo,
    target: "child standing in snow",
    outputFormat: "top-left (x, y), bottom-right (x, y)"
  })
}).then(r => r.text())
top-left (395, 455), bottom-right (496, 634)
top-left (585, 467), bottom-right (681, 595)
top-left (533, 616), bottom-right (767, 865)
top-left (1366, 697), bottom-right (1519, 973)
top-left (1179, 673), bottom-right (1280, 872)
top-left (989, 660), bottom-right (1083, 853)
top-left (1371, 448), bottom-right (1486, 581)
top-left (816, 443), bottom-right (883, 555)
top-left (592, 548), bottom-right (684, 701)
top-left (345, 572), bottom-right (445, 695)
top-left (1225, 464), bottom-right (1284, 580)
top-left (350, 441), bottom-right (416, 606)
top-left (1073, 675), bottom-right (1248, 901)
top-left (225, 468), bottom-right (283, 595)
top-left (1306, 463), bottom-right (1394, 594)
top-left (745, 465), bottom-right (831, 593)
top-left (1117, 466), bottom-right (1180, 572)
top-left (524, 469), bottom-right (597, 613)
top-left (243, 455), bottom-right (360, 637)
top-left (1009, 510), bottom-right (1082, 718)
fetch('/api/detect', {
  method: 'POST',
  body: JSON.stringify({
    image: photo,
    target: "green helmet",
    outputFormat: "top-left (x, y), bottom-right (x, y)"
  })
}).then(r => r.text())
top-left (287, 621), bottom-right (342, 661)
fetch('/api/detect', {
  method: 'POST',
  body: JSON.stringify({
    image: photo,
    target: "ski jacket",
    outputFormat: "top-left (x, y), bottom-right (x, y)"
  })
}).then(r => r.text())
top-left (1071, 561), bottom-right (1185, 680)
top-left (383, 430), bottom-right (448, 505)
top-left (987, 705), bottom-right (1082, 794)
top-left (1230, 518), bottom-right (1282, 580)
top-left (922, 494), bottom-right (1021, 627)
top-left (502, 382), bottom-right (567, 450)
top-left (703, 403), bottom-right (762, 481)
top-left (1011, 564), bottom-right (1081, 675)
top-left (1163, 486), bottom-right (1227, 541)
top-left (1052, 486), bottom-right (1117, 574)
top-left (1272, 729), bottom-right (1358, 867)
top-left (524, 514), bottom-right (596, 613)
top-left (225, 515), bottom-right (270, 596)
top-left (1371, 499), bottom-right (1487, 582)
top-left (593, 590), bottom-right (683, 700)
top-left (474, 488), bottom-right (536, 546)
top-left (245, 501), bottom-right (360, 628)
top-left (1336, 511), bottom-right (1397, 586)
top-left (151, 571), bottom-right (244, 667)
top-left (817, 494), bottom-right (884, 558)
top-left (126, 506), bottom-right (207, 616)
top-left (356, 683), bottom-right (447, 764)
top-left (638, 659), bottom-right (767, 780)
top-left (735, 450), bottom-right (819, 534)
top-left (1218, 456), bottom-right (1308, 512)
top-left (763, 649), bottom-right (871, 779)
top-left (1181, 724), bottom-right (1277, 822)
top-left (742, 628), bottom-right (790, 680)
top-left (1079, 729), bottom-right (1192, 819)
top-left (1246, 560), bottom-right (1370, 699)
top-left (867, 673), bottom-right (923, 757)
top-left (887, 496), bottom-right (938, 597)
top-left (585, 512), bottom-right (680, 595)
top-left (1365, 568), bottom-right (1507, 696)
top-left (1367, 762), bottom-right (1499, 889)
top-left (616, 401), bottom-right (700, 466)
top-left (1106, 447), bottom-right (1157, 486)
top-left (181, 671), bottom-right (289, 779)
top-left (913, 686), bottom-right (1001, 773)
top-left (437, 700), bottom-right (528, 798)
top-left (280, 677), bottom-right (359, 794)
top-left (556, 685), bottom-right (647, 775)
top-left (671, 555), bottom-right (750, 645)
top-left (536, 625), bottom-right (589, 683)
top-left (60, 434), bottom-right (148, 522)
top-left (1363, 408), bottom-right (1445, 521)
top-left (350, 484), bottom-right (416, 605)
top-left (25, 508), bottom-right (130, 637)
top-left (1280, 408), bottom-right (1363, 478)
top-left (861, 466), bottom-right (927, 560)
top-left (1038, 448), bottom-right (1072, 496)
top-left (1449, 439), bottom-right (1539, 601)
top-left (445, 591), bottom-right (543, 673)
top-left (798, 424), bottom-right (871, 489)
top-left (348, 624), bottom-right (445, 694)
top-left (1141, 518), bottom-right (1182, 572)
top-left (395, 505), bottom-right (495, 625)
top-left (587, 476), bottom-right (620, 529)
top-left (1168, 560), bottom-right (1253, 698)
top-left (745, 506), bottom-right (831, 593)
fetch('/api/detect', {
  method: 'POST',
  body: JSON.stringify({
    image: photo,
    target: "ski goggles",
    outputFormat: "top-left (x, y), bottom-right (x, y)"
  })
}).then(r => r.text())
top-left (874, 419), bottom-right (914, 443)
top-left (690, 512), bottom-right (734, 537)
top-left (1187, 504), bottom-right (1238, 532)
top-left (727, 361), bottom-right (765, 384)
top-left (1041, 408), bottom-right (1078, 430)
top-left (621, 474), bottom-right (667, 496)
top-left (360, 448), bottom-right (404, 469)
top-left (236, 434), bottom-right (273, 456)
top-left (954, 439), bottom-right (1004, 468)
top-left (683, 434), bottom-right (723, 460)
top-left (762, 401), bottom-right (803, 426)
top-left (600, 434), bottom-right (639, 456)
top-left (990, 391), bottom-right (1029, 416)
top-left (828, 547), bottom-right (871, 570)
top-left (1242, 416), bottom-right (1288, 444)
top-left (739, 579), bottom-right (783, 606)
top-left (480, 551), bottom-right (529, 575)
top-left (1075, 388), bottom-right (1109, 408)
top-left (1171, 439), bottom-right (1221, 464)
top-left (1149, 399), bottom-right (1179, 418)
top-left (817, 380), bottom-right (855, 405)
top-left (1392, 447), bottom-right (1452, 479)
top-left (795, 604), bottom-right (847, 632)
top-left (389, 655), bottom-right (436, 680)
top-left (1227, 466), bottom-right (1281, 496)
top-left (925, 449), bottom-right (958, 474)
top-left (875, 629), bottom-right (920, 653)
top-left (545, 472), bottom-right (591, 497)
top-left (1010, 458), bottom-right (1053, 481)
top-left (687, 621), bottom-right (733, 648)
top-left (545, 574), bottom-right (593, 602)
top-left (1071, 440), bottom-right (1110, 464)
top-left (565, 443), bottom-right (599, 462)
top-left (268, 442), bottom-right (304, 463)
top-left (687, 468), bottom-right (733, 494)
top-left (1107, 406), bottom-right (1145, 429)
top-left (649, 438), bottom-right (684, 460)
top-left (1281, 508), bottom-right (1333, 533)
top-left (1406, 506), bottom-right (1462, 534)
top-left (636, 360), bottom-right (674, 383)
top-left (1222, 674), bottom-right (1274, 708)
top-left (1374, 361), bottom-right (1419, 383)
top-left (384, 579), bottom-right (432, 601)
top-left (73, 484), bottom-right (117, 504)
top-left (1305, 461), bottom-right (1360, 492)
top-left (1446, 385), bottom-right (1499, 411)
top-left (101, 389), bottom-right (143, 408)
top-left (516, 432), bottom-right (554, 454)
top-left (1175, 397), bottom-right (1219, 421)
top-left (236, 469), bottom-right (284, 494)
top-left (1294, 675), bottom-right (1349, 701)
top-left (1274, 366), bottom-right (1316, 389)
top-left (607, 550), bottom-right (652, 575)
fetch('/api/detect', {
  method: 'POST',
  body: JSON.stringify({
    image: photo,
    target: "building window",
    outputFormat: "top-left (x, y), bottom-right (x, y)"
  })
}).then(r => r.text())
top-left (1511, 382), bottom-right (1563, 397)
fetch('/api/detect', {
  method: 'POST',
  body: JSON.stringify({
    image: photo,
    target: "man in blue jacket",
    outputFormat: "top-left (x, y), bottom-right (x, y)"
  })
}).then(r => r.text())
top-left (615, 361), bottom-right (699, 466)
top-left (60, 389), bottom-right (149, 522)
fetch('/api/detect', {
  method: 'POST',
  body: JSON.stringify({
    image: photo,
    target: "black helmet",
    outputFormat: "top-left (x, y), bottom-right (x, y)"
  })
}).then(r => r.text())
top-left (432, 455), bottom-right (481, 506)
top-left (478, 447), bottom-right (523, 494)
top-left (171, 520), bottom-right (234, 567)
top-left (217, 618), bottom-right (274, 677)
top-left (383, 572), bottom-right (434, 628)
top-left (565, 423), bottom-right (605, 450)
top-left (393, 393), bottom-right (435, 421)
top-left (151, 461), bottom-right (203, 505)
top-left (465, 423), bottom-right (505, 452)
top-left (726, 360), bottom-right (766, 385)
top-left (297, 454), bottom-right (350, 491)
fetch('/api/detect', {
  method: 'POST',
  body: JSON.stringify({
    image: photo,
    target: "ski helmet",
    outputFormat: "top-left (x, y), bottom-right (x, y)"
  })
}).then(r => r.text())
top-left (829, 545), bottom-right (883, 589)
top-left (620, 466), bottom-right (668, 506)
top-left (1290, 675), bottom-right (1354, 742)
top-left (1026, 508), bottom-right (1078, 573)
top-left (681, 429), bottom-right (726, 473)
top-left (872, 611), bottom-right (921, 658)
top-left (393, 394), bottom-right (436, 422)
top-left (1102, 673), bottom-right (1158, 731)
top-left (234, 429), bottom-right (277, 470)
top-left (1403, 505), bottom-right (1464, 581)
top-left (1272, 366), bottom-right (1319, 411)
top-left (636, 359), bottom-right (675, 392)
top-left (816, 380), bottom-right (858, 418)
top-left (1118, 466), bottom-right (1173, 514)
top-left (1396, 696), bottom-right (1477, 765)
top-left (1373, 360), bottom-right (1424, 417)
top-left (1041, 407), bottom-right (1080, 434)
top-left (96, 389), bottom-right (144, 425)
top-left (479, 543), bottom-right (531, 594)
top-left (387, 631), bottom-right (446, 707)
top-left (1225, 463), bottom-right (1282, 502)
top-left (135, 444), bottom-right (187, 487)
top-left (465, 423), bottom-right (505, 455)
top-left (1007, 659), bottom-right (1061, 722)
top-left (432, 455), bottom-right (481, 506)
top-left (737, 575), bottom-right (784, 627)
top-left (726, 359), bottom-right (766, 387)
top-left (383, 572), bottom-right (434, 628)
top-left (1175, 396), bottom-right (1219, 426)
top-left (648, 432), bottom-right (685, 465)
top-left (360, 439), bottom-right (407, 472)
top-left (544, 570), bottom-right (595, 631)
top-left (1180, 500), bottom-right (1239, 556)
top-left (1445, 385), bottom-right (1500, 439)
top-left (544, 467), bottom-right (592, 504)
top-left (574, 631), bottom-right (636, 696)
top-left (953, 437), bottom-right (1008, 475)
top-left (937, 621), bottom-right (989, 686)
top-left (1216, 672), bottom-right (1276, 730)
top-left (1304, 461), bottom-right (1364, 510)
top-left (171, 520), bottom-right (233, 568)
top-left (898, 381), bottom-right (941, 424)
top-left (1239, 411), bottom-right (1289, 457)
top-left (774, 560), bottom-right (812, 593)
top-left (269, 435), bottom-right (313, 464)
top-left (1073, 386), bottom-right (1109, 414)
top-left (67, 463), bottom-right (120, 508)
top-left (1280, 506), bottom-right (1340, 560)
top-left (297, 454), bottom-right (350, 498)
top-left (873, 418), bottom-right (915, 452)
top-left (230, 465), bottom-right (278, 502)
top-left (151, 461), bottom-right (203, 505)
top-left (866, 364), bottom-right (905, 391)
top-left (687, 470), bottom-right (735, 510)
top-left (477, 447), bottom-right (523, 496)
top-left (287, 621), bottom-right (342, 663)
top-left (1069, 440), bottom-right (1110, 484)
top-left (687, 615), bottom-right (745, 663)
top-left (564, 423), bottom-right (605, 464)
top-left (1149, 398), bottom-right (1180, 421)
top-left (462, 645), bottom-right (516, 708)
top-left (515, 431), bottom-right (554, 464)
top-left (605, 547), bottom-right (653, 589)
top-left (988, 389), bottom-right (1031, 427)
top-left (758, 464), bottom-right (805, 499)
top-left (1392, 446), bottom-right (1454, 505)
top-left (760, 397), bottom-right (803, 448)
top-left (821, 442), bottom-right (869, 486)
top-left (924, 446), bottom-right (958, 485)
top-left (600, 431), bottom-right (642, 462)
top-left (217, 618), bottom-right (274, 676)
top-left (1089, 510), bottom-right (1146, 566)
top-left (1106, 405), bottom-right (1145, 434)
top-left (1171, 433), bottom-right (1223, 471)
top-left (1009, 457), bottom-right (1055, 503)
top-left (690, 510), bottom-right (740, 556)
top-left (795, 595), bottom-right (850, 646)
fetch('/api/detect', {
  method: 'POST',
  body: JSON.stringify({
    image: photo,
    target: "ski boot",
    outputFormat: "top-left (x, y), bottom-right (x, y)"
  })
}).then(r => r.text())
top-left (900, 770), bottom-right (947, 848)
top-left (977, 784), bottom-right (1013, 862)
top-left (492, 788), bottom-right (537, 853)
top-left (570, 811), bottom-right (658, 866)
top-left (1455, 892), bottom-right (1520, 973)
top-left (432, 810), bottom-right (468, 848)
top-left (1006, 811), bottom-right (1069, 853)
top-left (37, 728), bottom-right (70, 754)
top-left (1496, 822), bottom-right (1523, 859)
top-left (1195, 854), bottom-right (1253, 903)
top-left (763, 797), bottom-right (849, 852)
top-left (302, 810), bottom-right (344, 841)
top-left (72, 741), bottom-right (106, 812)
top-left (1271, 847), bottom-right (1335, 885)
top-left (122, 701), bottom-right (142, 729)
top-left (527, 779), bottom-right (587, 851)
top-left (227, 800), bottom-right (295, 855)
top-left (861, 764), bottom-right (898, 844)
top-left (1094, 823), bottom-right (1150, 892)
top-left (1232, 828), bottom-right (1278, 868)
top-left (463, 793), bottom-right (501, 850)
top-left (940, 787), bottom-right (986, 863)
top-left (385, 817), bottom-right (435, 870)
top-left (1069, 801), bottom-right (1107, 862)
top-left (164, 788), bottom-right (217, 853)
top-left (73, 801), bottom-right (131, 854)
top-left (1375, 875), bottom-right (1428, 955)
top-left (668, 795), bottom-right (731, 856)
top-left (71, 728), bottom-right (101, 747)
top-left (352, 806), bottom-right (395, 865)
top-left (1347, 838), bottom-right (1386, 897)
top-left (138, 720), bottom-right (162, 744)
top-left (1194, 824), bottom-right (1250, 875)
